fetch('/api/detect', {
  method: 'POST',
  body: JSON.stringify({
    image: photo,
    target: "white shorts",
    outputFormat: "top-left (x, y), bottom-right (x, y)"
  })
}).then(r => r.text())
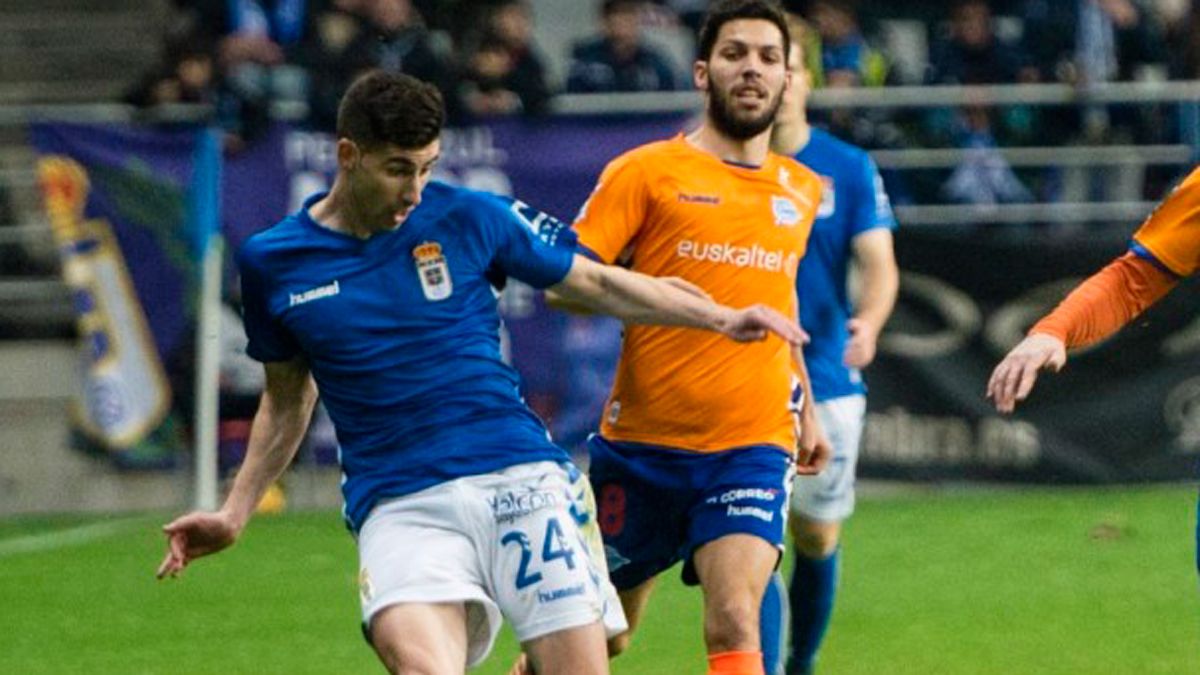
top-left (357, 460), bottom-right (628, 668)
top-left (791, 394), bottom-right (866, 523)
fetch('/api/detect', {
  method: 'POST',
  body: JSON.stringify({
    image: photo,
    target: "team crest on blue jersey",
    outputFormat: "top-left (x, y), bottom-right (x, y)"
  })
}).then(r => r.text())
top-left (771, 195), bottom-right (800, 227)
top-left (413, 241), bottom-right (453, 301)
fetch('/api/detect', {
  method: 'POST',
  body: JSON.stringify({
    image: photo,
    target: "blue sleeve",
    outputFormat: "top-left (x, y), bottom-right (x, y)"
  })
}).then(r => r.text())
top-left (484, 196), bottom-right (576, 289)
top-left (237, 244), bottom-right (300, 363)
top-left (851, 154), bottom-right (897, 237)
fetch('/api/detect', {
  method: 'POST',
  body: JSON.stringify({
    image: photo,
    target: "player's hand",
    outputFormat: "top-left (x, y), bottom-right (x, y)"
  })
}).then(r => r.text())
top-left (718, 304), bottom-right (806, 345)
top-left (843, 318), bottom-right (879, 369)
top-left (156, 510), bottom-right (241, 579)
top-left (794, 410), bottom-right (832, 476)
top-left (986, 333), bottom-right (1067, 414)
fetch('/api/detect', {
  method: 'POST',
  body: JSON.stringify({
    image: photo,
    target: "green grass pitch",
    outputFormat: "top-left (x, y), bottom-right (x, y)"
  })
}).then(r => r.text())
top-left (1, 484), bottom-right (1197, 674)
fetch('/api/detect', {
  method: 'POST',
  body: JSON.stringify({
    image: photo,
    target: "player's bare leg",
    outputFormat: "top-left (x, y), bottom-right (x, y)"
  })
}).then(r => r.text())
top-left (693, 533), bottom-right (779, 672)
top-left (523, 621), bottom-right (609, 675)
top-left (790, 517), bottom-right (841, 558)
top-left (370, 602), bottom-right (469, 675)
top-left (609, 575), bottom-right (658, 655)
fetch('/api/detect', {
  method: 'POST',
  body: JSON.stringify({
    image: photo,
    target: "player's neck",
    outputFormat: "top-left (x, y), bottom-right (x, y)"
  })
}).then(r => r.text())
top-left (687, 122), bottom-right (772, 167)
top-left (310, 179), bottom-right (392, 239)
top-left (771, 118), bottom-right (811, 157)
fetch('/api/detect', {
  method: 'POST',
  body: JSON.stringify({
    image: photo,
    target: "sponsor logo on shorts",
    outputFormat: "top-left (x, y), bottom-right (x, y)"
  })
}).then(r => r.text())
top-left (489, 488), bottom-right (561, 524)
top-left (537, 583), bottom-right (587, 604)
top-left (726, 504), bottom-right (775, 522)
top-left (706, 487), bottom-right (780, 505)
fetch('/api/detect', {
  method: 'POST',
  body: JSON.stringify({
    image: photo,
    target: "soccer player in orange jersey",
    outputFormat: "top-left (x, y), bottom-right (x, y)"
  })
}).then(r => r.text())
top-left (568, 2), bottom-right (832, 673)
top-left (988, 166), bottom-right (1200, 572)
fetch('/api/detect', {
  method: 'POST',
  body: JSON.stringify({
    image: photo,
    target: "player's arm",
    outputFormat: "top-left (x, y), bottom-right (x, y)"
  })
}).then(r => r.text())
top-left (845, 229), bottom-right (899, 368)
top-left (550, 254), bottom-right (805, 344)
top-left (987, 252), bottom-right (1179, 413)
top-left (791, 343), bottom-right (832, 475)
top-left (157, 357), bottom-right (317, 578)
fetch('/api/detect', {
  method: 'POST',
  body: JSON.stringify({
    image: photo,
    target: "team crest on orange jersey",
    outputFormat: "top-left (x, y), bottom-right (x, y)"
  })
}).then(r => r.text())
top-left (771, 195), bottom-right (800, 227)
top-left (413, 241), bottom-right (453, 301)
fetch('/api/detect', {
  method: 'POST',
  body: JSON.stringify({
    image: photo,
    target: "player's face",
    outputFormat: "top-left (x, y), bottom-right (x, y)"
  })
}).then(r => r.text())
top-left (776, 43), bottom-right (810, 126)
top-left (346, 139), bottom-right (441, 228)
top-left (696, 19), bottom-right (790, 140)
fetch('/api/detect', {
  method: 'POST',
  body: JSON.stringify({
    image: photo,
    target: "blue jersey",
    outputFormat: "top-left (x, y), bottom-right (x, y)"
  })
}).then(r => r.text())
top-left (237, 182), bottom-right (576, 531)
top-left (793, 128), bottom-right (896, 401)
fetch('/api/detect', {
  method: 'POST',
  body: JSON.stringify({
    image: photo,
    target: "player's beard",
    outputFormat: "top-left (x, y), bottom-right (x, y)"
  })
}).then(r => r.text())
top-left (708, 80), bottom-right (784, 141)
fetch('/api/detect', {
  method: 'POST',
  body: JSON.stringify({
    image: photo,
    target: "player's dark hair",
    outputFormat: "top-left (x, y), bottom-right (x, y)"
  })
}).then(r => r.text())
top-left (337, 70), bottom-right (444, 150)
top-left (697, 0), bottom-right (790, 62)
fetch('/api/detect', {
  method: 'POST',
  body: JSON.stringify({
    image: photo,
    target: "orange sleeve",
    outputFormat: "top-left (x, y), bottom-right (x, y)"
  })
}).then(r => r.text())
top-left (572, 154), bottom-right (650, 264)
top-left (1031, 252), bottom-right (1179, 348)
top-left (1131, 166), bottom-right (1200, 276)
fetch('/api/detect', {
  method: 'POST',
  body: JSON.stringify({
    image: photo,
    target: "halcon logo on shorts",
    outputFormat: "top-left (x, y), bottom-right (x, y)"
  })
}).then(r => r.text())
top-left (676, 239), bottom-right (798, 275)
top-left (537, 583), bottom-right (586, 604)
top-left (489, 488), bottom-right (561, 524)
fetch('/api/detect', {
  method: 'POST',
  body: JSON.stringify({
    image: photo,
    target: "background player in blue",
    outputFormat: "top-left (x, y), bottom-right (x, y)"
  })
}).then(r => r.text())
top-left (762, 16), bottom-right (899, 675)
top-left (154, 71), bottom-right (805, 675)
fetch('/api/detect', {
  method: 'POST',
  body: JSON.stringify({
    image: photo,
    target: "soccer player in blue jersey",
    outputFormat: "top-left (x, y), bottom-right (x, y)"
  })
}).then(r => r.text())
top-left (761, 16), bottom-right (899, 675)
top-left (154, 71), bottom-right (805, 675)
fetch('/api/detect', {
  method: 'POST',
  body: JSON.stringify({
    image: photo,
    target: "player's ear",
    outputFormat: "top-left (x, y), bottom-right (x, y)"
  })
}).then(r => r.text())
top-left (693, 59), bottom-right (709, 92)
top-left (336, 138), bottom-right (361, 172)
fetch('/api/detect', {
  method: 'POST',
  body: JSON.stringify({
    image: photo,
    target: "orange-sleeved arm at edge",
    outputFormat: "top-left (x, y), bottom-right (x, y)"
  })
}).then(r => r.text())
top-left (1030, 252), bottom-right (1179, 349)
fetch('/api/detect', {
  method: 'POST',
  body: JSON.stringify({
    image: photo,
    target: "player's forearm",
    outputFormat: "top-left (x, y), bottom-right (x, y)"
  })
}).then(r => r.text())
top-left (1031, 252), bottom-right (1178, 349)
top-left (221, 382), bottom-right (317, 529)
top-left (556, 256), bottom-right (732, 331)
top-left (853, 259), bottom-right (899, 334)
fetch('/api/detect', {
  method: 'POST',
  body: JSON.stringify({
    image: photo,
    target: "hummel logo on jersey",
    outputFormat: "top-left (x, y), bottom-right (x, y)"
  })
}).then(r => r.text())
top-left (678, 193), bottom-right (721, 205)
top-left (289, 280), bottom-right (340, 307)
top-left (413, 241), bottom-right (453, 301)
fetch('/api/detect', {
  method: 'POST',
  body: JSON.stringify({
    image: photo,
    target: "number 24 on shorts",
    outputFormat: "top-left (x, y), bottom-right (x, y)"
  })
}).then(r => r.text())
top-left (501, 517), bottom-right (578, 590)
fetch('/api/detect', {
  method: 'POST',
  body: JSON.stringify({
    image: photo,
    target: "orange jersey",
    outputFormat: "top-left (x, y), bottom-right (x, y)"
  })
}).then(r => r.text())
top-left (574, 134), bottom-right (822, 453)
top-left (1132, 166), bottom-right (1200, 276)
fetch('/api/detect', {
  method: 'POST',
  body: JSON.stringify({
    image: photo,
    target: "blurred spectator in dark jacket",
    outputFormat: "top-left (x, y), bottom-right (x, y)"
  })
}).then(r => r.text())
top-left (125, 33), bottom-right (218, 108)
top-left (805, 0), bottom-right (890, 88)
top-left (566, 0), bottom-right (679, 93)
top-left (927, 0), bottom-right (1030, 85)
top-left (298, 0), bottom-right (454, 130)
top-left (456, 0), bottom-right (552, 118)
top-left (1021, 0), bottom-right (1166, 85)
top-left (1168, 0), bottom-right (1200, 79)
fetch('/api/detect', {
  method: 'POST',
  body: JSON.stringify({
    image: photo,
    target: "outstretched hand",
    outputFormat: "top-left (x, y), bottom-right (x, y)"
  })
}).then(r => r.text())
top-left (987, 333), bottom-right (1067, 414)
top-left (720, 304), bottom-right (807, 345)
top-left (156, 510), bottom-right (240, 579)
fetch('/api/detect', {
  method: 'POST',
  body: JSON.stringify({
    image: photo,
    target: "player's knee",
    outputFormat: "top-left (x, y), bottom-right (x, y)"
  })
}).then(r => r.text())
top-left (791, 523), bottom-right (841, 559)
top-left (703, 598), bottom-right (758, 652)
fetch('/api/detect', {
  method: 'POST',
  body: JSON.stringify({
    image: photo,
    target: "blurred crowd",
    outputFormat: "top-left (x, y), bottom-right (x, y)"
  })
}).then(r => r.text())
top-left (124, 0), bottom-right (1200, 205)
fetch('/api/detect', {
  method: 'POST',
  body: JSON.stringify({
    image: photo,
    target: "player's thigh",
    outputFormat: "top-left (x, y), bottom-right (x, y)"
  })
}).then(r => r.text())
top-left (480, 461), bottom-right (626, 647)
top-left (790, 395), bottom-right (866, 525)
top-left (358, 489), bottom-right (502, 669)
top-left (370, 602), bottom-right (469, 675)
top-left (588, 436), bottom-right (692, 591)
top-left (523, 621), bottom-right (609, 675)
top-left (609, 575), bottom-right (658, 655)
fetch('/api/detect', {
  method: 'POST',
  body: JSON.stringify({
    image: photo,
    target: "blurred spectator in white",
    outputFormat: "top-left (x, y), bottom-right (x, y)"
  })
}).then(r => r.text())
top-left (456, 0), bottom-right (552, 117)
top-left (566, 0), bottom-right (679, 93)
